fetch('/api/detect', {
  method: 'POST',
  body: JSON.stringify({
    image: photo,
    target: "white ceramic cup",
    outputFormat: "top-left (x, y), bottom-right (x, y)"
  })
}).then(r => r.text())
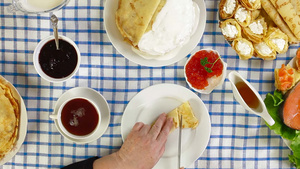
top-left (50, 97), bottom-right (101, 140)
top-left (33, 35), bottom-right (81, 83)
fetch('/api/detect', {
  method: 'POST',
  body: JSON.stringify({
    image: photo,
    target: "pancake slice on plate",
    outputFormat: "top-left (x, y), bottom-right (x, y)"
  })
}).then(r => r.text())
top-left (115, 0), bottom-right (162, 47)
top-left (0, 79), bottom-right (19, 160)
top-left (166, 101), bottom-right (199, 132)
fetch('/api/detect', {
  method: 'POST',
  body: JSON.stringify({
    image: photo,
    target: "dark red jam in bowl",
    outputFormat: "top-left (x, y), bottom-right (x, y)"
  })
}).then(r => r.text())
top-left (39, 39), bottom-right (78, 79)
top-left (61, 98), bottom-right (99, 136)
top-left (185, 50), bottom-right (223, 90)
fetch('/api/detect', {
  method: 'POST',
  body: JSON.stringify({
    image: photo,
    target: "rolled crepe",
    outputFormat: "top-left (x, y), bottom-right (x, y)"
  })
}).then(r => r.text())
top-left (269, 0), bottom-right (300, 40)
top-left (261, 0), bottom-right (300, 44)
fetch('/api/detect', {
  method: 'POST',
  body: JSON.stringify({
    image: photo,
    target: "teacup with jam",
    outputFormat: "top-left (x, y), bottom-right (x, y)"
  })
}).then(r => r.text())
top-left (51, 97), bottom-right (101, 140)
top-left (33, 35), bottom-right (81, 83)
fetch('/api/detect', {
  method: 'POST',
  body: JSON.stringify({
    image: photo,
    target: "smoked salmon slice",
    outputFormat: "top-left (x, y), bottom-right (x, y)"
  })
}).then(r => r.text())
top-left (282, 82), bottom-right (300, 130)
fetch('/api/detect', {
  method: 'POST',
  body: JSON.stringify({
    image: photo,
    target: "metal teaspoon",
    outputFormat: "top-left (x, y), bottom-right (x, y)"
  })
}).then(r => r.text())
top-left (51, 14), bottom-right (59, 50)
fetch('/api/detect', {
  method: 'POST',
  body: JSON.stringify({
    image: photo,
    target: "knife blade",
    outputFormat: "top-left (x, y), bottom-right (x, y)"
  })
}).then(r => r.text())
top-left (178, 114), bottom-right (182, 169)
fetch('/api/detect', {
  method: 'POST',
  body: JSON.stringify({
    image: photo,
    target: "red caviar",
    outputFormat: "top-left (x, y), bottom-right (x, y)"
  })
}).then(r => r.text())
top-left (185, 50), bottom-right (223, 90)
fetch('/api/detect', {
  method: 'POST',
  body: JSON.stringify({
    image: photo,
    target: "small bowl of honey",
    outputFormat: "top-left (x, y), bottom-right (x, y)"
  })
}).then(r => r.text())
top-left (33, 35), bottom-right (81, 83)
top-left (50, 97), bottom-right (101, 140)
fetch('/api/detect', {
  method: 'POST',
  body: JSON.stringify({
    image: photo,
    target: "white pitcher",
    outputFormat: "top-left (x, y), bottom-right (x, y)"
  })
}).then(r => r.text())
top-left (7, 0), bottom-right (70, 14)
top-left (228, 71), bottom-right (275, 126)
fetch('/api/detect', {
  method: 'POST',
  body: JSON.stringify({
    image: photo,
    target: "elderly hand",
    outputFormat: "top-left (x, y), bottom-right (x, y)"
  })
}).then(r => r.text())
top-left (93, 113), bottom-right (173, 169)
top-left (116, 113), bottom-right (173, 169)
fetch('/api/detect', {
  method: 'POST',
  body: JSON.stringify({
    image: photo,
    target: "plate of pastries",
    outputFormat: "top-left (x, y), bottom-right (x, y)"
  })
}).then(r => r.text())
top-left (219, 0), bottom-right (300, 60)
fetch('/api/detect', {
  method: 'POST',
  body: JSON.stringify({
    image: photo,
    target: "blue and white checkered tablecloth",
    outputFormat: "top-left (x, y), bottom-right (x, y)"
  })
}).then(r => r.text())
top-left (1, 0), bottom-right (300, 168)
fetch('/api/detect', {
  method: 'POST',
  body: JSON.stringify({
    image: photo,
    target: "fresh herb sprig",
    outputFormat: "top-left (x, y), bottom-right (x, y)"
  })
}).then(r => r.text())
top-left (200, 57), bottom-right (220, 73)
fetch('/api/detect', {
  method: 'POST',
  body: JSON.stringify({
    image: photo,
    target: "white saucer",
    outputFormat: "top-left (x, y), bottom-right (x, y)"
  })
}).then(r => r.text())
top-left (0, 76), bottom-right (28, 165)
top-left (121, 83), bottom-right (211, 169)
top-left (52, 87), bottom-right (110, 144)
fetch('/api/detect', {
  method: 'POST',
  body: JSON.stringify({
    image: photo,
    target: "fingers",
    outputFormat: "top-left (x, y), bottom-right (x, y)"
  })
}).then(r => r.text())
top-left (149, 113), bottom-right (167, 139)
top-left (158, 144), bottom-right (165, 158)
top-left (157, 117), bottom-right (173, 142)
top-left (139, 123), bottom-right (151, 135)
top-left (132, 122), bottom-right (144, 131)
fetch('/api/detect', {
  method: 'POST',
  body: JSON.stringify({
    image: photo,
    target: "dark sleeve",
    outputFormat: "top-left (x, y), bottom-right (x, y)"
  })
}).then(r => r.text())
top-left (61, 156), bottom-right (99, 169)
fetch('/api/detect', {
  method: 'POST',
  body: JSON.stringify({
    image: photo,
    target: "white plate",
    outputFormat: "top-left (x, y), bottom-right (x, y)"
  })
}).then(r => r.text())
top-left (121, 83), bottom-right (211, 169)
top-left (0, 76), bottom-right (28, 165)
top-left (52, 87), bottom-right (110, 144)
top-left (104, 0), bottom-right (207, 67)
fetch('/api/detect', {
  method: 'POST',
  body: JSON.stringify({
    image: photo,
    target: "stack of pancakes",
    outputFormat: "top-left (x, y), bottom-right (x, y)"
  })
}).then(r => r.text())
top-left (0, 78), bottom-right (19, 160)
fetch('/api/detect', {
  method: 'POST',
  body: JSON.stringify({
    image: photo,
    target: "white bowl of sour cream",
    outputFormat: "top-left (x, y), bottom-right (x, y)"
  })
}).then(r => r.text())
top-left (104, 0), bottom-right (207, 67)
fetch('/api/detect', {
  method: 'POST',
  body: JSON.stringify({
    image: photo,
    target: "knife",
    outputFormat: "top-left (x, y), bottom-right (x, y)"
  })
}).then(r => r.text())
top-left (178, 115), bottom-right (182, 169)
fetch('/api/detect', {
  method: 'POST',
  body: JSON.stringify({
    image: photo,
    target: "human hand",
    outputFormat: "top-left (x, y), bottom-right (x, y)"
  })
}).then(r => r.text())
top-left (116, 113), bottom-right (173, 169)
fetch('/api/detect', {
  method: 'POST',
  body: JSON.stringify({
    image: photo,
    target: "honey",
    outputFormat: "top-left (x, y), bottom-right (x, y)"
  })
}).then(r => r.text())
top-left (235, 81), bottom-right (259, 109)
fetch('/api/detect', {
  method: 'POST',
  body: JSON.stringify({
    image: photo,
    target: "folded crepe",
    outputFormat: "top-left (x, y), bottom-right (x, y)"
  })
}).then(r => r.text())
top-left (243, 17), bottom-right (267, 43)
top-left (261, 0), bottom-right (300, 44)
top-left (232, 38), bottom-right (254, 60)
top-left (269, 0), bottom-right (300, 40)
top-left (234, 5), bottom-right (252, 27)
top-left (253, 40), bottom-right (277, 60)
top-left (0, 78), bottom-right (19, 160)
top-left (240, 0), bottom-right (261, 10)
top-left (219, 0), bottom-right (239, 19)
top-left (291, 0), bottom-right (300, 16)
top-left (115, 0), bottom-right (163, 46)
top-left (145, 0), bottom-right (166, 32)
top-left (264, 27), bottom-right (289, 54)
top-left (275, 64), bottom-right (296, 92)
top-left (166, 101), bottom-right (199, 132)
top-left (219, 19), bottom-right (242, 41)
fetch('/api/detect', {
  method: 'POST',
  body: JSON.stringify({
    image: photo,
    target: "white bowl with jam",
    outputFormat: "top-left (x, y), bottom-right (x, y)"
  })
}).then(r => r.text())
top-left (184, 49), bottom-right (227, 94)
top-left (33, 35), bottom-right (81, 83)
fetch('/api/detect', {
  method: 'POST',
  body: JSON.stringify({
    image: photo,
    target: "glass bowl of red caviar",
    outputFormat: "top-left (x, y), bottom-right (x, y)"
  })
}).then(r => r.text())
top-left (184, 49), bottom-right (227, 94)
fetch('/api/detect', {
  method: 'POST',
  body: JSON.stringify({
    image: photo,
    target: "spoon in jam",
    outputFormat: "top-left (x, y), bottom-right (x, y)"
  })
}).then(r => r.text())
top-left (51, 14), bottom-right (59, 50)
top-left (228, 71), bottom-right (275, 126)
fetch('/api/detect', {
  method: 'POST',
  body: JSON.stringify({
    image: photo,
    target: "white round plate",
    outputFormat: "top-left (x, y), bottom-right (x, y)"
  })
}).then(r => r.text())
top-left (52, 87), bottom-right (110, 144)
top-left (104, 0), bottom-right (207, 67)
top-left (0, 76), bottom-right (28, 165)
top-left (121, 83), bottom-right (211, 169)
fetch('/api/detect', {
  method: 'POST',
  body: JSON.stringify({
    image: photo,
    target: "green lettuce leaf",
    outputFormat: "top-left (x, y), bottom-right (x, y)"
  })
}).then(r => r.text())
top-left (264, 90), bottom-right (296, 140)
top-left (289, 155), bottom-right (300, 169)
top-left (291, 135), bottom-right (300, 158)
top-left (264, 90), bottom-right (300, 168)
